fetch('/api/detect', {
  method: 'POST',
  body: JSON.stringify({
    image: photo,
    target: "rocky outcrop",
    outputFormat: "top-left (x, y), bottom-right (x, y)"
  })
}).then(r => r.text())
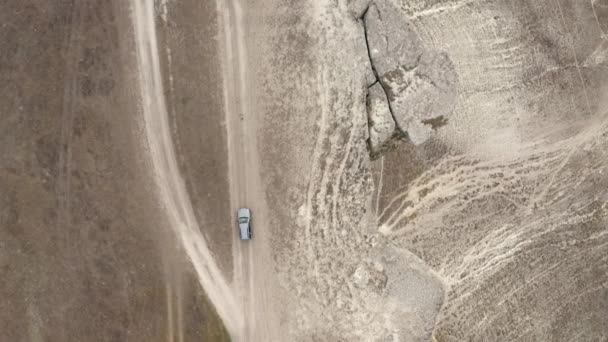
top-left (366, 83), bottom-right (398, 158)
top-left (364, 1), bottom-right (424, 74)
top-left (380, 49), bottom-right (458, 145)
top-left (361, 0), bottom-right (459, 148)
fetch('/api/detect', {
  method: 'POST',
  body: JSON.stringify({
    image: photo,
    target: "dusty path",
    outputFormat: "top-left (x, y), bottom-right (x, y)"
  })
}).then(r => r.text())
top-left (131, 0), bottom-right (281, 340)
top-left (130, 0), bottom-right (244, 340)
top-left (220, 0), bottom-right (284, 340)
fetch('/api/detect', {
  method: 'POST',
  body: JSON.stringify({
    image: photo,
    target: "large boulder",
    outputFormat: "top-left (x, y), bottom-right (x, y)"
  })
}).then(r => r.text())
top-left (383, 50), bottom-right (459, 145)
top-left (364, 0), bottom-right (459, 145)
top-left (365, 1), bottom-right (423, 72)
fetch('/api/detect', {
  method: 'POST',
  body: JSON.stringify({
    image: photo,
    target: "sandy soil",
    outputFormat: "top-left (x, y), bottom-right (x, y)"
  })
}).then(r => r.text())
top-left (132, 0), bottom-right (285, 340)
top-left (0, 1), bottom-right (228, 341)
top-left (218, 0), bottom-right (286, 340)
top-left (130, 0), bottom-right (241, 338)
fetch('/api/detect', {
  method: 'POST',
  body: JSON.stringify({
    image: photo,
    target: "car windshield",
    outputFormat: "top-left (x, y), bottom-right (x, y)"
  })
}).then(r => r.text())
top-left (238, 217), bottom-right (248, 224)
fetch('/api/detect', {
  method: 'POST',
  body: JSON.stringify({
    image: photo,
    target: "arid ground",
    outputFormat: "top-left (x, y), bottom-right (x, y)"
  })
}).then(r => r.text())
top-left (0, 1), bottom-right (229, 341)
top-left (1, 0), bottom-right (607, 341)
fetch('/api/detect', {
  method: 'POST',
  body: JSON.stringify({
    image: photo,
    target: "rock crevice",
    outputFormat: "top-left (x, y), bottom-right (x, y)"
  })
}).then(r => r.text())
top-left (355, 0), bottom-right (460, 155)
top-left (361, 4), bottom-right (402, 133)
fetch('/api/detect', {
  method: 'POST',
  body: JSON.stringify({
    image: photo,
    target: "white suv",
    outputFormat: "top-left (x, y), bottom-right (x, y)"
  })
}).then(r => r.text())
top-left (237, 208), bottom-right (252, 240)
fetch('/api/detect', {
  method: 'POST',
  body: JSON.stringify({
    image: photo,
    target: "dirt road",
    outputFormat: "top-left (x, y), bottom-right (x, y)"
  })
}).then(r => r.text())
top-left (131, 0), bottom-right (281, 340)
top-left (130, 0), bottom-right (244, 340)
top-left (220, 0), bottom-right (284, 340)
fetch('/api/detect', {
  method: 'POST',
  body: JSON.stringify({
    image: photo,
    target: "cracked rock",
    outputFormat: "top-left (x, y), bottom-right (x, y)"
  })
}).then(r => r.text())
top-left (367, 83), bottom-right (397, 158)
top-left (355, 24), bottom-right (378, 87)
top-left (347, 0), bottom-right (372, 19)
top-left (365, 1), bottom-right (423, 74)
top-left (384, 50), bottom-right (458, 145)
top-left (364, 0), bottom-right (459, 145)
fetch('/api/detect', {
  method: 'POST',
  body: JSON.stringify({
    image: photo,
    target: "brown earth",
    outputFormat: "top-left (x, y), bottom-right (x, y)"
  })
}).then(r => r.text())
top-left (155, 0), bottom-right (234, 280)
top-left (0, 1), bottom-right (228, 341)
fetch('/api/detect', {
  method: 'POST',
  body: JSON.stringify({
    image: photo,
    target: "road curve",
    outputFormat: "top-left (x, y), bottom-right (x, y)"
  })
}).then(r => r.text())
top-left (130, 1), bottom-right (244, 340)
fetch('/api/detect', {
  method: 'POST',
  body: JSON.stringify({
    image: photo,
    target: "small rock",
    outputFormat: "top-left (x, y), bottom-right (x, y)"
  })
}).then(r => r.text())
top-left (352, 261), bottom-right (388, 292)
top-left (353, 264), bottom-right (371, 288)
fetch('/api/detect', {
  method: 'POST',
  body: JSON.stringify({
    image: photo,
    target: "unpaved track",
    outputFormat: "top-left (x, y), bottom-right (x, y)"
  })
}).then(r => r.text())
top-left (130, 0), bottom-right (244, 340)
top-left (220, 0), bottom-right (283, 340)
top-left (131, 0), bottom-right (281, 340)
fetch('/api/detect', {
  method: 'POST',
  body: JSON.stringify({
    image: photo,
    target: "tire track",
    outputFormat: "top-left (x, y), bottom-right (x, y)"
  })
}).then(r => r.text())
top-left (129, 1), bottom-right (243, 340)
top-left (219, 0), bottom-right (284, 339)
top-left (57, 1), bottom-right (82, 231)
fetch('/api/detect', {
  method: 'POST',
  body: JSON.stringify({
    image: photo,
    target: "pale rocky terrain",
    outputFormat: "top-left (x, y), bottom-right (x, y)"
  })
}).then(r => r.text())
top-left (247, 0), bottom-right (608, 340)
